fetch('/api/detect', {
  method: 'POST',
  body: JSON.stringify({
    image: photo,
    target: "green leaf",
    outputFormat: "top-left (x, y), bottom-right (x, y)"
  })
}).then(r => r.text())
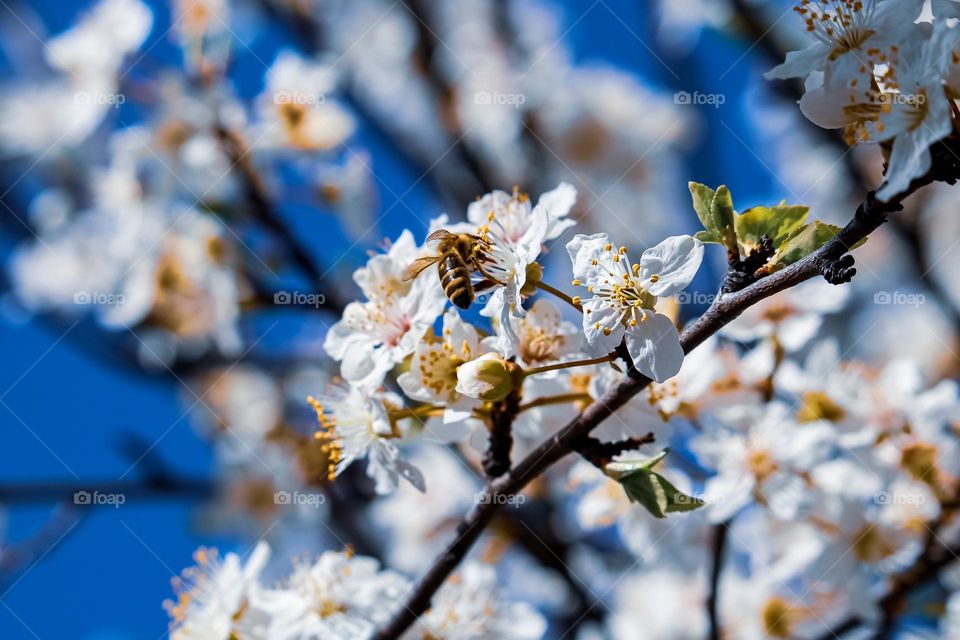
top-left (689, 182), bottom-right (719, 232)
top-left (689, 183), bottom-right (737, 254)
top-left (775, 221), bottom-right (843, 266)
top-left (605, 449), bottom-right (704, 519)
top-left (712, 186), bottom-right (736, 232)
top-left (735, 204), bottom-right (809, 255)
top-left (694, 230), bottom-right (723, 244)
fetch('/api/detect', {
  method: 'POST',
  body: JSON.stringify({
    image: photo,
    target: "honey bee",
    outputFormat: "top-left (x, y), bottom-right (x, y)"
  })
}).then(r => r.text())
top-left (403, 229), bottom-right (490, 309)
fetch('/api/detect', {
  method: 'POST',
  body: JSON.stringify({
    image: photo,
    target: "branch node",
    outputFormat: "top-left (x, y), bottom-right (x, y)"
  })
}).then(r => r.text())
top-left (571, 433), bottom-right (655, 469)
top-left (720, 235), bottom-right (774, 294)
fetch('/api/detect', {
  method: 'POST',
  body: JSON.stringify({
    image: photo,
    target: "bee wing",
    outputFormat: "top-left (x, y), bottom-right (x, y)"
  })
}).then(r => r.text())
top-left (425, 228), bottom-right (456, 244)
top-left (403, 256), bottom-right (440, 281)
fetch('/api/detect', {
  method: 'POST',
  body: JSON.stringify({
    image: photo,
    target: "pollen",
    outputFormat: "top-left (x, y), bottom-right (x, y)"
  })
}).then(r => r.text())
top-left (307, 395), bottom-right (342, 481)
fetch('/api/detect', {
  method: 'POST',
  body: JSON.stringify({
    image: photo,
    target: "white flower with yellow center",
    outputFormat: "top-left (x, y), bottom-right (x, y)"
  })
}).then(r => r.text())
top-left (566, 233), bottom-right (703, 383)
top-left (256, 550), bottom-right (409, 640)
top-left (307, 385), bottom-right (424, 495)
top-left (397, 308), bottom-right (485, 442)
top-left (693, 402), bottom-right (835, 522)
top-left (490, 298), bottom-right (583, 366)
top-left (398, 308), bottom-right (482, 405)
top-left (471, 184), bottom-right (578, 352)
top-left (873, 22), bottom-right (956, 201)
top-left (255, 51), bottom-right (355, 152)
top-left (325, 229), bottom-right (447, 386)
top-left (164, 543), bottom-right (270, 640)
top-left (766, 0), bottom-right (925, 86)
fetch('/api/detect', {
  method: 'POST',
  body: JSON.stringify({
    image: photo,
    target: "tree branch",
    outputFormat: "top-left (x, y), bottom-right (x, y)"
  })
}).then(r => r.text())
top-left (707, 522), bottom-right (730, 640)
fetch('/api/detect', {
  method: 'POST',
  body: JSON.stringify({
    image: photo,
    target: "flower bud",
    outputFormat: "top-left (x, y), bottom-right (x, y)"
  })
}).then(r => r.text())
top-left (455, 353), bottom-right (521, 402)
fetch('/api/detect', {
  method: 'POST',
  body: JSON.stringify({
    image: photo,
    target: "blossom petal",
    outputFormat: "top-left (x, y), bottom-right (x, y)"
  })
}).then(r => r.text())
top-left (535, 181), bottom-right (577, 240)
top-left (640, 235), bottom-right (703, 297)
top-left (625, 313), bottom-right (684, 383)
top-left (566, 233), bottom-right (610, 285)
top-left (765, 43), bottom-right (830, 80)
top-left (581, 297), bottom-right (625, 356)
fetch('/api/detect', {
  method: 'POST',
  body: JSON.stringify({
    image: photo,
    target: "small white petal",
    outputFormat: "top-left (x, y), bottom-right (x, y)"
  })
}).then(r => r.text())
top-left (640, 235), bottom-right (703, 297)
top-left (625, 313), bottom-right (684, 383)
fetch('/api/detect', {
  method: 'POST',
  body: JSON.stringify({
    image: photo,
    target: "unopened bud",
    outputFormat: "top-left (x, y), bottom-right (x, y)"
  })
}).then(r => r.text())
top-left (455, 353), bottom-right (521, 402)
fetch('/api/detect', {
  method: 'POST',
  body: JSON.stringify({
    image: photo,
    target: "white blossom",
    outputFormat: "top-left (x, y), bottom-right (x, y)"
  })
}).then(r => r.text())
top-left (164, 543), bottom-right (270, 640)
top-left (256, 551), bottom-right (409, 640)
top-left (473, 184), bottom-right (577, 352)
top-left (307, 385), bottom-right (425, 495)
top-left (567, 233), bottom-right (703, 382)
top-left (325, 229), bottom-right (447, 386)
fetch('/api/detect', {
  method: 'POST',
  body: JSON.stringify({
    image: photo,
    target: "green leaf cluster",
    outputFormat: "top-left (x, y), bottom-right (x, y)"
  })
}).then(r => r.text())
top-left (689, 182), bottom-right (845, 270)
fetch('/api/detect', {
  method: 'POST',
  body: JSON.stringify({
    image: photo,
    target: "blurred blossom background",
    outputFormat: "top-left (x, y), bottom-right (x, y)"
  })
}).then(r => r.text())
top-left (0, 0), bottom-right (957, 638)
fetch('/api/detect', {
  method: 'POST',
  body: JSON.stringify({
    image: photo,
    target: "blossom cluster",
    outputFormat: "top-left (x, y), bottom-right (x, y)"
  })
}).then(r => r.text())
top-left (770, 0), bottom-right (960, 200)
top-left (311, 183), bottom-right (704, 493)
top-left (567, 278), bottom-right (960, 637)
top-left (7, 0), bottom-right (960, 638)
top-left (164, 543), bottom-right (544, 639)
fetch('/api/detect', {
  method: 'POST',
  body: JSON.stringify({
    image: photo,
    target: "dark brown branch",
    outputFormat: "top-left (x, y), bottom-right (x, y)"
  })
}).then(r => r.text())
top-left (401, 0), bottom-right (495, 196)
top-left (493, 503), bottom-right (607, 627)
top-left (571, 433), bottom-right (656, 469)
top-left (707, 522), bottom-right (730, 640)
top-left (483, 388), bottom-right (519, 478)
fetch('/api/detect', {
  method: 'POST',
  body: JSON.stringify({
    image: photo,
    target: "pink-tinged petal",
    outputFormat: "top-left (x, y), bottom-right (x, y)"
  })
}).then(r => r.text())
top-left (625, 313), bottom-right (684, 383)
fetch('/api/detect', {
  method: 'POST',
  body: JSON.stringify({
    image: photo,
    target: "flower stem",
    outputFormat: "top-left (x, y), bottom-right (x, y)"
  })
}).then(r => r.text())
top-left (517, 393), bottom-right (592, 413)
top-left (522, 355), bottom-right (615, 378)
top-left (535, 280), bottom-right (582, 311)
